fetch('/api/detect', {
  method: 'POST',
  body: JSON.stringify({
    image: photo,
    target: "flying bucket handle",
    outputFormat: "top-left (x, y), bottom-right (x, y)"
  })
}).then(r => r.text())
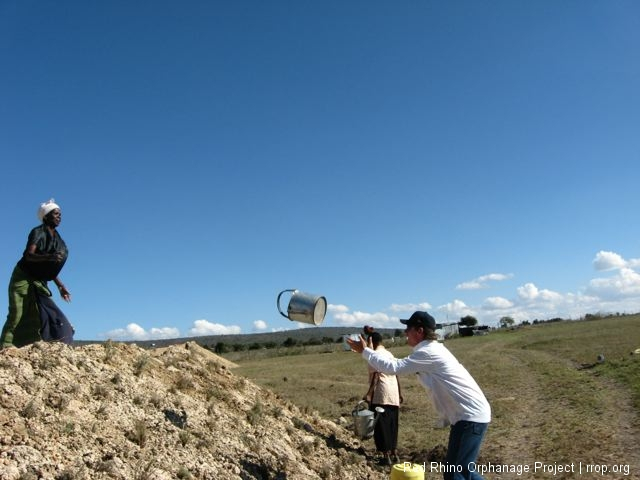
top-left (276, 289), bottom-right (296, 319)
top-left (276, 289), bottom-right (327, 325)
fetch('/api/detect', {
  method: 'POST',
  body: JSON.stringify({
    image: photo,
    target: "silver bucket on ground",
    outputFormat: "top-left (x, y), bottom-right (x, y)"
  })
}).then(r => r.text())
top-left (352, 400), bottom-right (384, 440)
top-left (277, 289), bottom-right (327, 326)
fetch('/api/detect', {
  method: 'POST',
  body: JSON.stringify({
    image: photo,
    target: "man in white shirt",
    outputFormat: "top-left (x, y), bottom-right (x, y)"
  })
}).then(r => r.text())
top-left (347, 311), bottom-right (491, 480)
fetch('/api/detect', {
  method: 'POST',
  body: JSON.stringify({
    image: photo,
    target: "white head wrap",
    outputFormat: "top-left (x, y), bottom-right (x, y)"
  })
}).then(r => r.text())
top-left (37, 198), bottom-right (61, 221)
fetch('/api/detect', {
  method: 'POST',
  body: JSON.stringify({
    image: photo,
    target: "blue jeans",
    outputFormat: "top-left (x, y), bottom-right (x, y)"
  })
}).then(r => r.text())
top-left (443, 420), bottom-right (488, 480)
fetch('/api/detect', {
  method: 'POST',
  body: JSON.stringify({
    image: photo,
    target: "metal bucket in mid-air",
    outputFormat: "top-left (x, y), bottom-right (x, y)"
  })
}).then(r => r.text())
top-left (276, 289), bottom-right (327, 326)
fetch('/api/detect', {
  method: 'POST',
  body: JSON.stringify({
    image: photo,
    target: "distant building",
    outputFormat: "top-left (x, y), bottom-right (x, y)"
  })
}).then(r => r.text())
top-left (436, 322), bottom-right (459, 340)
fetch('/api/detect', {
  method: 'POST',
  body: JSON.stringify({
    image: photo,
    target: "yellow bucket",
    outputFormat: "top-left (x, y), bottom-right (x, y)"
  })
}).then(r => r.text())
top-left (389, 463), bottom-right (425, 480)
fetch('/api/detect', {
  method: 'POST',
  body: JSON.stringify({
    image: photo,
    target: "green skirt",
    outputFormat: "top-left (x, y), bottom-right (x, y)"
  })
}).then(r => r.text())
top-left (1, 266), bottom-right (52, 348)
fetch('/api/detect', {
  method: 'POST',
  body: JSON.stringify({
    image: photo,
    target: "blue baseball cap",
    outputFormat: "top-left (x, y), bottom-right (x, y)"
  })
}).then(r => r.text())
top-left (400, 311), bottom-right (436, 330)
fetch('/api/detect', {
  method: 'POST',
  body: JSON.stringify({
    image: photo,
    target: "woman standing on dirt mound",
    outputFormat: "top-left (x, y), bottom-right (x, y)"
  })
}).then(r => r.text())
top-left (349, 311), bottom-right (491, 480)
top-left (1, 199), bottom-right (74, 349)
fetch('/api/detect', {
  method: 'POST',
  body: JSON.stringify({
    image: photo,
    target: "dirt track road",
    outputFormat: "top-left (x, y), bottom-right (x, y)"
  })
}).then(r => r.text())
top-left (451, 334), bottom-right (640, 480)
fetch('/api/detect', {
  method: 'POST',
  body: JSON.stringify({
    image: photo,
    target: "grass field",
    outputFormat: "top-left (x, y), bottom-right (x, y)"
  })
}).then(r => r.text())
top-left (233, 315), bottom-right (640, 479)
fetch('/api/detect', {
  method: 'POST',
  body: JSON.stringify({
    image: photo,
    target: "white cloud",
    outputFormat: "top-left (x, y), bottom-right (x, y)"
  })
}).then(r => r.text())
top-left (102, 323), bottom-right (180, 341)
top-left (482, 273), bottom-right (512, 281)
top-left (384, 250), bottom-right (640, 326)
top-left (517, 283), bottom-right (539, 301)
top-left (103, 323), bottom-right (146, 340)
top-left (327, 304), bottom-right (349, 314)
top-left (456, 280), bottom-right (483, 290)
top-left (443, 283), bottom-right (577, 325)
top-left (389, 302), bottom-right (432, 313)
top-left (330, 303), bottom-right (438, 329)
top-left (587, 267), bottom-right (640, 299)
top-left (593, 251), bottom-right (627, 271)
top-left (437, 299), bottom-right (474, 319)
top-left (148, 327), bottom-right (181, 339)
top-left (593, 250), bottom-right (640, 271)
top-left (482, 296), bottom-right (514, 310)
top-left (291, 322), bottom-right (319, 329)
top-left (253, 320), bottom-right (267, 331)
top-left (188, 319), bottom-right (241, 336)
top-left (539, 289), bottom-right (563, 302)
top-left (516, 283), bottom-right (562, 303)
top-left (333, 310), bottom-right (397, 328)
top-left (456, 273), bottom-right (513, 290)
top-left (480, 282), bottom-right (606, 325)
top-left (330, 302), bottom-right (438, 329)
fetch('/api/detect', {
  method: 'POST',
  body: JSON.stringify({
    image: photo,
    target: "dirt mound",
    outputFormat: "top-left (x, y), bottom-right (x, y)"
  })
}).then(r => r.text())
top-left (0, 342), bottom-right (385, 479)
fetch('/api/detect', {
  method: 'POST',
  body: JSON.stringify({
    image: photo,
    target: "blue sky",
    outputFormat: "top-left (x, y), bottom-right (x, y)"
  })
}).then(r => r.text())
top-left (1, 1), bottom-right (639, 341)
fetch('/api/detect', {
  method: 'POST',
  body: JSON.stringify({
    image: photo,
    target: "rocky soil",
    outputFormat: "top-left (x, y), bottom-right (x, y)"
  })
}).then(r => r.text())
top-left (0, 341), bottom-right (386, 479)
